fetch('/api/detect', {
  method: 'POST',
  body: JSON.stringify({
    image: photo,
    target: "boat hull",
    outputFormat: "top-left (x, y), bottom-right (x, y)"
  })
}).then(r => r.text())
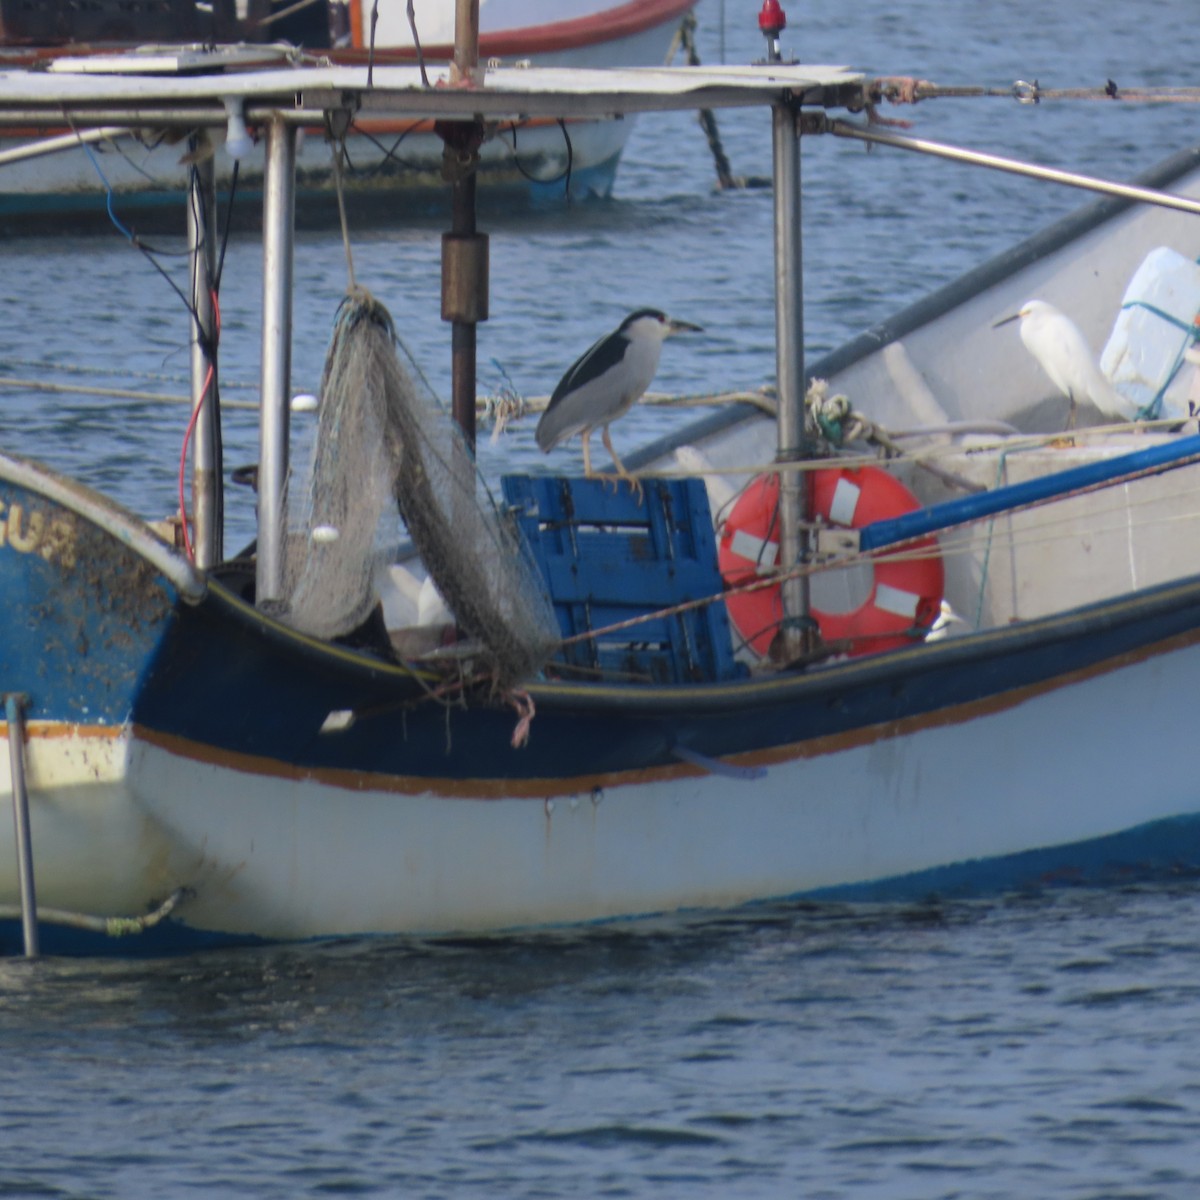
top-left (4, 450), bottom-right (1200, 954)
top-left (0, 4), bottom-right (689, 230)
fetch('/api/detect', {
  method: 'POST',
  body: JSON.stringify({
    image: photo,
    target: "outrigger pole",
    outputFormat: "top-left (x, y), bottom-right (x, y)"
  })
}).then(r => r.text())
top-left (823, 118), bottom-right (1200, 219)
top-left (257, 115), bottom-right (297, 605)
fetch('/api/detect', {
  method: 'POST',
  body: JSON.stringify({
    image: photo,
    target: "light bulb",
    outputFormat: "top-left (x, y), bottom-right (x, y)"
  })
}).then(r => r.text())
top-left (223, 98), bottom-right (253, 162)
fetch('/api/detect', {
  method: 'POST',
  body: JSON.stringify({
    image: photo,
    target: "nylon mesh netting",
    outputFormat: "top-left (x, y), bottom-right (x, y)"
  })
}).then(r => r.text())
top-left (277, 288), bottom-right (559, 687)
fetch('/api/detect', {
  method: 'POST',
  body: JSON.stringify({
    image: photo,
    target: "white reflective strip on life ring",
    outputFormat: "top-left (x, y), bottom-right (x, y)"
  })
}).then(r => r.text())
top-left (728, 528), bottom-right (779, 573)
top-left (874, 583), bottom-right (921, 619)
top-left (828, 478), bottom-right (861, 527)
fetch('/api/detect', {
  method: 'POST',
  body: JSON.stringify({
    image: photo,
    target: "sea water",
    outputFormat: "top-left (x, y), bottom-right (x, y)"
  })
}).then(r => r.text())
top-left (4, 0), bottom-right (1200, 1194)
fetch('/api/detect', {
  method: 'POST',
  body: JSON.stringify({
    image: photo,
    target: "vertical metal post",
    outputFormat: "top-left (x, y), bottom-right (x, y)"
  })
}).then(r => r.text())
top-left (452, 0), bottom-right (480, 84)
top-left (446, 175), bottom-right (483, 450)
top-left (771, 99), bottom-right (817, 661)
top-left (6, 694), bottom-right (39, 958)
top-left (188, 148), bottom-right (223, 569)
top-left (257, 116), bottom-right (296, 606)
top-left (443, 0), bottom-right (486, 451)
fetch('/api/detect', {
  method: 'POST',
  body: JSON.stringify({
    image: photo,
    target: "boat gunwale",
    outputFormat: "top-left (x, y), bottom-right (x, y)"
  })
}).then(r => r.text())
top-left (197, 539), bottom-right (1200, 719)
top-left (626, 143), bottom-right (1200, 472)
top-left (0, 448), bottom-right (205, 601)
top-left (7, 401), bottom-right (1200, 725)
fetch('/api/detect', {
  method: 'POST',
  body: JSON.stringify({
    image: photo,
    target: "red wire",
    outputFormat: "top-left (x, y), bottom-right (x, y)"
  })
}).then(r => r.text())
top-left (177, 288), bottom-right (222, 563)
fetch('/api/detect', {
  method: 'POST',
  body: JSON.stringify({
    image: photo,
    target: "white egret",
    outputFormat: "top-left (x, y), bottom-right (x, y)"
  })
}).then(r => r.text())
top-left (994, 299), bottom-right (1131, 427)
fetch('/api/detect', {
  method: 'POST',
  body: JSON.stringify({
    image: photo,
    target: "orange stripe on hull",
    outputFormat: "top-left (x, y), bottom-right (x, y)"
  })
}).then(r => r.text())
top-left (0, 721), bottom-right (125, 740)
top-left (126, 631), bottom-right (1177, 801)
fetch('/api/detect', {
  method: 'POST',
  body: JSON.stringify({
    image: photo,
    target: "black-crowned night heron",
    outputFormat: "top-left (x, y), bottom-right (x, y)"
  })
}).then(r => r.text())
top-left (536, 308), bottom-right (702, 492)
top-left (994, 299), bottom-right (1129, 428)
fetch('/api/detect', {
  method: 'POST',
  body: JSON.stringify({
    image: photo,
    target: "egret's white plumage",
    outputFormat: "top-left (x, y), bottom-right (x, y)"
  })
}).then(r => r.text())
top-left (996, 299), bottom-right (1130, 427)
top-left (925, 600), bottom-right (969, 641)
top-left (536, 309), bottom-right (701, 491)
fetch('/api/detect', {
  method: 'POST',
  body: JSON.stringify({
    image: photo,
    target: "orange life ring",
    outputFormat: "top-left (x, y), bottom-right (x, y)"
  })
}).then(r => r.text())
top-left (716, 466), bottom-right (944, 657)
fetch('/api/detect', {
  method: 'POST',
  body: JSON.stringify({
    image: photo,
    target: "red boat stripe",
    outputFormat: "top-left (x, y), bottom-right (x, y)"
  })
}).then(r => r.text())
top-left (350, 0), bottom-right (696, 58)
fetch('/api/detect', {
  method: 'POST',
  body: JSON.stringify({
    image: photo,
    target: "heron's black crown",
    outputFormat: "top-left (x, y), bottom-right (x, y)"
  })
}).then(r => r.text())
top-left (617, 308), bottom-right (668, 332)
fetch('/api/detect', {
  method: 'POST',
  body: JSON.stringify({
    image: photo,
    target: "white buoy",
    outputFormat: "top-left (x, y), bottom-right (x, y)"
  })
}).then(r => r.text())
top-left (291, 393), bottom-right (319, 413)
top-left (311, 524), bottom-right (340, 544)
top-left (417, 575), bottom-right (452, 627)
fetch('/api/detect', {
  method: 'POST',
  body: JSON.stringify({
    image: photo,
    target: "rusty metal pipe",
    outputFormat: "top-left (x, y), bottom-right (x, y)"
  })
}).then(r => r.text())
top-left (5, 693), bottom-right (39, 958)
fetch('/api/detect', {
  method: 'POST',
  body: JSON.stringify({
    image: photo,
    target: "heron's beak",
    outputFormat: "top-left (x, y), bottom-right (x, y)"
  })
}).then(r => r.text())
top-left (992, 312), bottom-right (1020, 328)
top-left (667, 319), bottom-right (703, 335)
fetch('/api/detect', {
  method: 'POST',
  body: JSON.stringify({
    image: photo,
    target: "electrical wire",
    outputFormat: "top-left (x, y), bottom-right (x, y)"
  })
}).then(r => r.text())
top-left (344, 119), bottom-right (425, 178)
top-left (500, 118), bottom-right (575, 195)
top-left (178, 352), bottom-right (216, 561)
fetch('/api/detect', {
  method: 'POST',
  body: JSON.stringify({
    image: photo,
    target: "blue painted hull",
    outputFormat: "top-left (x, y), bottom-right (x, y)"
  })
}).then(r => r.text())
top-left (131, 569), bottom-right (1200, 794)
top-left (0, 144), bottom-right (624, 236)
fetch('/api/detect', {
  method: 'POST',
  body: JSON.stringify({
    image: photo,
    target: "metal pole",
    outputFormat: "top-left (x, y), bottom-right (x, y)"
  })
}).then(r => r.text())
top-left (447, 174), bottom-right (483, 450)
top-left (257, 115), bottom-right (296, 606)
top-left (453, 0), bottom-right (480, 85)
top-left (0, 126), bottom-right (131, 168)
top-left (827, 119), bottom-right (1200, 219)
top-left (5, 694), bottom-right (38, 958)
top-left (188, 147), bottom-right (223, 569)
top-left (771, 99), bottom-right (817, 662)
top-left (443, 0), bottom-right (486, 451)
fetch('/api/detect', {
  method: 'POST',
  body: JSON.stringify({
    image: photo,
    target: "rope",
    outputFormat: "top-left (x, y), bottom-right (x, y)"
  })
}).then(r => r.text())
top-left (330, 137), bottom-right (357, 289)
top-left (0, 375), bottom-right (256, 410)
top-left (406, 0), bottom-right (430, 88)
top-left (666, 10), bottom-right (768, 190)
top-left (0, 357), bottom-right (257, 391)
top-left (367, 0), bottom-right (380, 87)
top-left (0, 888), bottom-right (184, 937)
top-left (257, 0), bottom-right (323, 25)
top-left (871, 78), bottom-right (1200, 107)
top-left (506, 689), bottom-right (536, 747)
top-left (974, 447), bottom-right (1016, 628)
top-left (1125, 295), bottom-right (1200, 423)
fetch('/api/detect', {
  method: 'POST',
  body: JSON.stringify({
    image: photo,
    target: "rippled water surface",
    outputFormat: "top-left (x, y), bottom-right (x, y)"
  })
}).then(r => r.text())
top-left (4, 0), bottom-right (1200, 1194)
top-left (7, 889), bottom-right (1200, 1198)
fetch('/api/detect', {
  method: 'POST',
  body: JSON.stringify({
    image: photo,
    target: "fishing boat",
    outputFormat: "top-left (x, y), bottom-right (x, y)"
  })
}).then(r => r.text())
top-left (0, 0), bottom-right (696, 230)
top-left (4, 5), bottom-right (1200, 957)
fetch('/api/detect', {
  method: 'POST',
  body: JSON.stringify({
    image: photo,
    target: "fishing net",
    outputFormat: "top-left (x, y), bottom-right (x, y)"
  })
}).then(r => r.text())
top-left (277, 287), bottom-right (559, 688)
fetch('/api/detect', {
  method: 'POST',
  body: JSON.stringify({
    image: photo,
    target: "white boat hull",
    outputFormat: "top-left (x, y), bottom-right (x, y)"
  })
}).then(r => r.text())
top-left (5, 616), bottom-right (1199, 946)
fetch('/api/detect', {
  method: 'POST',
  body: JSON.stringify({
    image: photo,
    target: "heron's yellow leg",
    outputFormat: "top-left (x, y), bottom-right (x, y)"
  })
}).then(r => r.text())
top-left (600, 427), bottom-right (643, 503)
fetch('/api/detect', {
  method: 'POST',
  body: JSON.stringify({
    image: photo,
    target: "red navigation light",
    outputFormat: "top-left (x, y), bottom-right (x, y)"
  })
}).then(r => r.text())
top-left (758, 0), bottom-right (787, 37)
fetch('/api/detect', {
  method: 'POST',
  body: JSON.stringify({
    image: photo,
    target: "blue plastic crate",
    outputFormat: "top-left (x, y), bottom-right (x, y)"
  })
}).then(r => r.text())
top-left (502, 475), bottom-right (742, 684)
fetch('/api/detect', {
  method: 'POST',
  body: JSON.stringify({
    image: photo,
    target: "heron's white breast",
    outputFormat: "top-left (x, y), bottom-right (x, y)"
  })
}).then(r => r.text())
top-left (619, 333), bottom-right (665, 407)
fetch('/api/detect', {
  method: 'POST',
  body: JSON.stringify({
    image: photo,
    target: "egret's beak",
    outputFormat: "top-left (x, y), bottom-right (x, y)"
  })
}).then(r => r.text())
top-left (667, 319), bottom-right (704, 335)
top-left (992, 311), bottom-right (1020, 328)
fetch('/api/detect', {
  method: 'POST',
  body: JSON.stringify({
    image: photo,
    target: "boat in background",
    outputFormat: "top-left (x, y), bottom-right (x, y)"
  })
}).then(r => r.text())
top-left (0, 0), bottom-right (696, 231)
top-left (6, 23), bottom-right (1200, 955)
